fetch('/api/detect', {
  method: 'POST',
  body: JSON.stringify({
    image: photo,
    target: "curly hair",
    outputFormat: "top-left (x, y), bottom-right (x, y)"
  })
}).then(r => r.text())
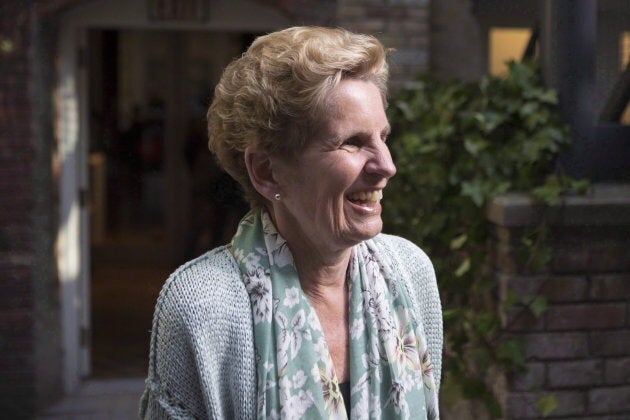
top-left (207, 26), bottom-right (389, 207)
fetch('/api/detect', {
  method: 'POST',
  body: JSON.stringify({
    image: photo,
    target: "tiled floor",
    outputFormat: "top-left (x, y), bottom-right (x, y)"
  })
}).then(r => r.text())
top-left (37, 378), bottom-right (146, 419)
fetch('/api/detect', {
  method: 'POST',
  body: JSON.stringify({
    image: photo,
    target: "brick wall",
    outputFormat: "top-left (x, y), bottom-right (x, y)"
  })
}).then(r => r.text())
top-left (0, 0), bottom-right (37, 416)
top-left (336, 0), bottom-right (430, 85)
top-left (1, 1), bottom-right (81, 415)
top-left (488, 185), bottom-right (630, 419)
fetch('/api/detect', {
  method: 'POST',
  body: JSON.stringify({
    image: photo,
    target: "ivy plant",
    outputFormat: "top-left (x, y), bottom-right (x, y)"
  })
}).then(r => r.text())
top-left (384, 61), bottom-right (585, 416)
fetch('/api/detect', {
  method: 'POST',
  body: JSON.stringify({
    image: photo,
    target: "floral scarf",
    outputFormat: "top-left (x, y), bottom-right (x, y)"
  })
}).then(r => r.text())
top-left (231, 209), bottom-right (439, 419)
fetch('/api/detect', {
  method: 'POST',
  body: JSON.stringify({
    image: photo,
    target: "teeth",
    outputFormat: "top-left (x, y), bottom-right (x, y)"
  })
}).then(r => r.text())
top-left (348, 190), bottom-right (383, 202)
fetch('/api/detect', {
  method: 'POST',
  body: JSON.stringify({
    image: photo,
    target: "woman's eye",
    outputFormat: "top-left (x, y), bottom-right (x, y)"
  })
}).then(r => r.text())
top-left (341, 137), bottom-right (361, 148)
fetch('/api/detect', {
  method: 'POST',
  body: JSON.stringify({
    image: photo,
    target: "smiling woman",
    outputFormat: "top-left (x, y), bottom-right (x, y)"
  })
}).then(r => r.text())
top-left (141, 26), bottom-right (443, 420)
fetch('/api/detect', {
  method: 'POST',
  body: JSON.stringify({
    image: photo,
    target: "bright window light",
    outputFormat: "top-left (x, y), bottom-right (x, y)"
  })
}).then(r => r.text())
top-left (489, 27), bottom-right (532, 76)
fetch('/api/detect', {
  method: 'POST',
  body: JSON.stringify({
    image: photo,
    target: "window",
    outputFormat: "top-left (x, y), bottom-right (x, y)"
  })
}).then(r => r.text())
top-left (489, 27), bottom-right (532, 76)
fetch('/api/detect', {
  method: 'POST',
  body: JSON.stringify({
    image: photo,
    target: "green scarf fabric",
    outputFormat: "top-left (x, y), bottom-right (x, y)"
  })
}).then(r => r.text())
top-left (231, 209), bottom-right (438, 419)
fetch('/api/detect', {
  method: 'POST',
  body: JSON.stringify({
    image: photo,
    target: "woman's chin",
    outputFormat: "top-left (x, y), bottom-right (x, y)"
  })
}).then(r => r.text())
top-left (341, 215), bottom-right (383, 246)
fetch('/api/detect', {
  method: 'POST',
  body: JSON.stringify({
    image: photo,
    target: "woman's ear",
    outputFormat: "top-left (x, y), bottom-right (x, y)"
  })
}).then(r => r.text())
top-left (244, 146), bottom-right (279, 202)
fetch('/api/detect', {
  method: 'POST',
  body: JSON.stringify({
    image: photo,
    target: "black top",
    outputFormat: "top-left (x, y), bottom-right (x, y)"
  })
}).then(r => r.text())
top-left (339, 381), bottom-right (351, 415)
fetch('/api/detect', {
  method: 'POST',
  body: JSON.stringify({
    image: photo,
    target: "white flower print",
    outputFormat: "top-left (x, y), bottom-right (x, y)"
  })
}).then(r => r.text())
top-left (279, 375), bottom-right (292, 396)
top-left (350, 318), bottom-right (364, 339)
top-left (284, 287), bottom-right (300, 308)
top-left (243, 266), bottom-right (272, 324)
top-left (311, 364), bottom-right (321, 383)
top-left (364, 252), bottom-right (382, 282)
top-left (370, 393), bottom-right (383, 419)
top-left (313, 336), bottom-right (328, 362)
top-left (365, 288), bottom-right (395, 334)
top-left (307, 308), bottom-right (322, 332)
top-left (262, 211), bottom-right (293, 267)
top-left (244, 251), bottom-right (261, 273)
top-left (387, 379), bottom-right (410, 417)
top-left (276, 309), bottom-right (312, 368)
top-left (352, 383), bottom-right (369, 418)
top-left (292, 370), bottom-right (307, 388)
top-left (280, 389), bottom-right (314, 420)
top-left (232, 247), bottom-right (245, 264)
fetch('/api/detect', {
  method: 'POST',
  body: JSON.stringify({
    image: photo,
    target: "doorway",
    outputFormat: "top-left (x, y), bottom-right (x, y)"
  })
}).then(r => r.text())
top-left (86, 29), bottom-right (251, 377)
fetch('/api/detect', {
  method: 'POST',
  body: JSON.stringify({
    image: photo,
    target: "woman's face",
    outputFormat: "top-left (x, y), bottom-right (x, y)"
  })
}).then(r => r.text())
top-left (271, 79), bottom-right (396, 255)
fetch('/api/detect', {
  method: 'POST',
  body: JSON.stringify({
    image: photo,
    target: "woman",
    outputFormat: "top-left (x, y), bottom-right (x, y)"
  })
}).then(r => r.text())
top-left (141, 26), bottom-right (442, 419)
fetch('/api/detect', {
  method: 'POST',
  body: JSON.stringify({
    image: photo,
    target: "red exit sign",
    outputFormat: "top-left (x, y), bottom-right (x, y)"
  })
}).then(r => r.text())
top-left (148, 0), bottom-right (210, 22)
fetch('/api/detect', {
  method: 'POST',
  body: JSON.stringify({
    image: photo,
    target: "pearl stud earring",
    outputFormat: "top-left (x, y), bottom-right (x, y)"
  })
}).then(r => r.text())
top-left (274, 193), bottom-right (281, 201)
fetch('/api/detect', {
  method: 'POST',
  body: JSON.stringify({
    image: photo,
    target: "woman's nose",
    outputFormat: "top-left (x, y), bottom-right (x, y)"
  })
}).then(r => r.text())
top-left (366, 141), bottom-right (397, 179)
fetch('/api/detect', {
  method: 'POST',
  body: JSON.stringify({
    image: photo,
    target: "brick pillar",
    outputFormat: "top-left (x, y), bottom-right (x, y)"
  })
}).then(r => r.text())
top-left (0, 1), bottom-right (37, 416)
top-left (487, 184), bottom-right (630, 419)
top-left (0, 0), bottom-right (78, 414)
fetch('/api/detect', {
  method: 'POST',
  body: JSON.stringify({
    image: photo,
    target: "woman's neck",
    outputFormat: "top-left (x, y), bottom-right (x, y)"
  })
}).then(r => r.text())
top-left (291, 248), bottom-right (350, 304)
top-left (268, 206), bottom-right (352, 299)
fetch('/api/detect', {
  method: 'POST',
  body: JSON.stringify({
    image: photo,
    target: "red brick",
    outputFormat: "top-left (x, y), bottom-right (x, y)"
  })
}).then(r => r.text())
top-left (591, 331), bottom-right (630, 357)
top-left (587, 386), bottom-right (630, 414)
top-left (523, 332), bottom-right (589, 360)
top-left (365, 6), bottom-right (409, 19)
top-left (590, 275), bottom-right (630, 301)
top-left (552, 245), bottom-right (590, 273)
top-left (552, 241), bottom-right (630, 274)
top-left (0, 292), bottom-right (32, 309)
top-left (543, 276), bottom-right (589, 302)
top-left (547, 359), bottom-right (603, 388)
top-left (504, 275), bottom-right (588, 303)
top-left (0, 338), bottom-right (32, 352)
top-left (503, 306), bottom-right (545, 331)
top-left (547, 303), bottom-right (626, 330)
top-left (0, 225), bottom-right (33, 251)
top-left (0, 310), bottom-right (33, 338)
top-left (507, 391), bottom-right (586, 418)
top-left (0, 354), bottom-right (33, 371)
top-left (604, 357), bottom-right (630, 385)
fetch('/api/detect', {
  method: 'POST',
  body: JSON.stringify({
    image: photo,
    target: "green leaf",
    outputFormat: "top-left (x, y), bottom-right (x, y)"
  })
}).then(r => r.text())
top-left (532, 175), bottom-right (563, 205)
top-left (498, 338), bottom-right (525, 368)
top-left (454, 257), bottom-right (471, 277)
top-left (529, 295), bottom-right (548, 318)
top-left (461, 180), bottom-right (486, 207)
top-left (570, 178), bottom-right (591, 194)
top-left (536, 395), bottom-right (558, 417)
top-left (449, 234), bottom-right (468, 250)
top-left (503, 290), bottom-right (518, 311)
top-left (442, 308), bottom-right (460, 321)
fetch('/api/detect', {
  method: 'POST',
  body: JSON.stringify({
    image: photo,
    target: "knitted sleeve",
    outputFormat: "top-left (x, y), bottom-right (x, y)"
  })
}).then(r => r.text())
top-left (140, 247), bottom-right (257, 419)
top-left (376, 234), bottom-right (444, 389)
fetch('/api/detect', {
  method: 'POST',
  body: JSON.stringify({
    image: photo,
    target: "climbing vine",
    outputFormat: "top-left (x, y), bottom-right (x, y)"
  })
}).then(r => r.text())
top-left (383, 61), bottom-right (588, 416)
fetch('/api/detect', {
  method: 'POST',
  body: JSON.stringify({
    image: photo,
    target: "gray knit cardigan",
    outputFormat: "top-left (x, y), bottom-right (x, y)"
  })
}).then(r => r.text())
top-left (140, 233), bottom-right (442, 419)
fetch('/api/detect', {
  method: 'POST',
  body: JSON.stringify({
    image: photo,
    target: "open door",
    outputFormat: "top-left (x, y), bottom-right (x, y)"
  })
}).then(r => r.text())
top-left (56, 0), bottom-right (290, 393)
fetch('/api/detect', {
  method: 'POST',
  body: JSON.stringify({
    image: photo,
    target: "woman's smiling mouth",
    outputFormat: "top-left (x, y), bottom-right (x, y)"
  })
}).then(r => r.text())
top-left (346, 190), bottom-right (383, 210)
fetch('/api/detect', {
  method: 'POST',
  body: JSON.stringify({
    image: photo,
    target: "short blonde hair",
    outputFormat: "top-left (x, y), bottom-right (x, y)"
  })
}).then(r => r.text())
top-left (207, 26), bottom-right (389, 207)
